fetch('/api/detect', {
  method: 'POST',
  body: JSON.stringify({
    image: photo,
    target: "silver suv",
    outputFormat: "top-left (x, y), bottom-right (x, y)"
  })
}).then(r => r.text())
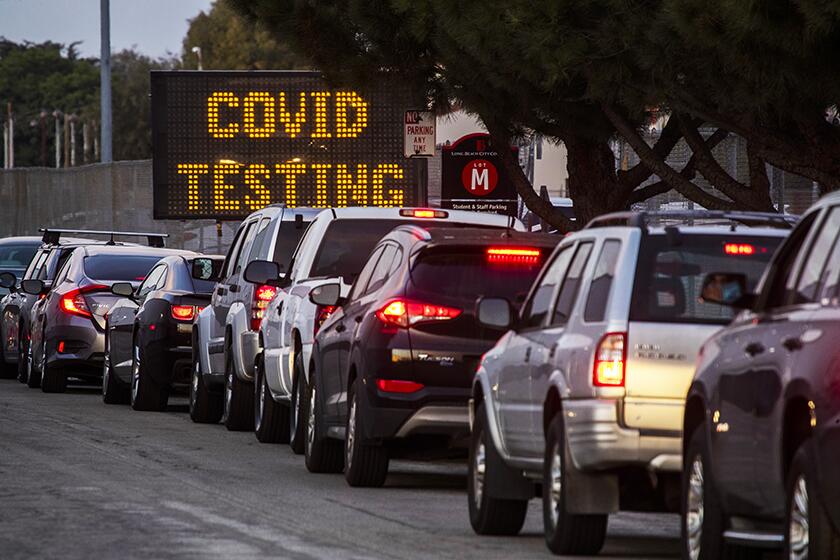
top-left (467, 211), bottom-right (793, 555)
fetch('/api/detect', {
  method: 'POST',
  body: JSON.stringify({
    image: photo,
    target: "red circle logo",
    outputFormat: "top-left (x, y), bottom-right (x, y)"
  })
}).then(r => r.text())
top-left (461, 159), bottom-right (498, 196)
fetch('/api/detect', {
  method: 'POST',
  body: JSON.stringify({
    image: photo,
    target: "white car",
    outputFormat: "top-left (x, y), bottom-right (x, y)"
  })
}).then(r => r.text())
top-left (244, 207), bottom-right (525, 452)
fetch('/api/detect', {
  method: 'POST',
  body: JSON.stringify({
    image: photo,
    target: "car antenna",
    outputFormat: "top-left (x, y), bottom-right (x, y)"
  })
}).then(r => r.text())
top-left (504, 215), bottom-right (514, 238)
top-left (107, 233), bottom-right (116, 246)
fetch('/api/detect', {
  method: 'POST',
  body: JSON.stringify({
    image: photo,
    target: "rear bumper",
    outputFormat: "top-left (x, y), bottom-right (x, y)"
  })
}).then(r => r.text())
top-left (564, 399), bottom-right (682, 472)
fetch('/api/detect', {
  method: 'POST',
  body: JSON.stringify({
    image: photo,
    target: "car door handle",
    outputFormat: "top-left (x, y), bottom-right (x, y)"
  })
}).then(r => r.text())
top-left (549, 343), bottom-right (558, 359)
top-left (354, 316), bottom-right (363, 324)
top-left (216, 287), bottom-right (227, 296)
top-left (744, 342), bottom-right (765, 356)
top-left (783, 337), bottom-right (803, 352)
top-left (524, 347), bottom-right (531, 363)
top-left (335, 323), bottom-right (346, 333)
top-left (229, 284), bottom-right (239, 293)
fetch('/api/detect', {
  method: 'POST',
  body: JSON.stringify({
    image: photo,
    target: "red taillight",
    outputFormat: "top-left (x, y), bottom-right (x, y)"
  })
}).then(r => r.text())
top-left (376, 379), bottom-right (424, 393)
top-left (57, 341), bottom-right (65, 353)
top-left (251, 284), bottom-right (278, 330)
top-left (593, 332), bottom-right (626, 387)
top-left (375, 299), bottom-right (461, 328)
top-left (314, 305), bottom-right (336, 335)
top-left (486, 247), bottom-right (541, 266)
top-left (399, 208), bottom-right (448, 219)
top-left (171, 305), bottom-right (196, 321)
top-left (724, 243), bottom-right (759, 256)
top-left (59, 284), bottom-right (108, 319)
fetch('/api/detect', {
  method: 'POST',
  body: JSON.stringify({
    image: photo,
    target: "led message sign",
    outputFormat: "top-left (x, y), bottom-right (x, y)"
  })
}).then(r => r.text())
top-left (151, 71), bottom-right (425, 219)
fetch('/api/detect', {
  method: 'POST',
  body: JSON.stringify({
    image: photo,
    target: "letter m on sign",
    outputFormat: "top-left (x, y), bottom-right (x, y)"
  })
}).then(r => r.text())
top-left (472, 168), bottom-right (489, 191)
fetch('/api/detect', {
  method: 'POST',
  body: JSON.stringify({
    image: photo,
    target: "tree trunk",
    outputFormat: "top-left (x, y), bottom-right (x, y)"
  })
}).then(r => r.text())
top-left (564, 134), bottom-right (626, 226)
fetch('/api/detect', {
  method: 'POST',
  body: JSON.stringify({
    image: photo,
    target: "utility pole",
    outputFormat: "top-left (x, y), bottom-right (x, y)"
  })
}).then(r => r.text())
top-left (4, 102), bottom-right (13, 169)
top-left (53, 110), bottom-right (62, 168)
top-left (70, 116), bottom-right (77, 167)
top-left (63, 113), bottom-right (70, 168)
top-left (100, 0), bottom-right (112, 163)
top-left (40, 111), bottom-right (48, 167)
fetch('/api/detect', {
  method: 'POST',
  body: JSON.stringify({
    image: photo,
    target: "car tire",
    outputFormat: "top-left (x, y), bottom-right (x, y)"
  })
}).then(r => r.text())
top-left (25, 338), bottom-right (40, 389)
top-left (543, 412), bottom-right (607, 555)
top-left (288, 353), bottom-right (308, 454)
top-left (785, 444), bottom-right (840, 559)
top-left (344, 379), bottom-right (389, 487)
top-left (0, 340), bottom-right (15, 379)
top-left (681, 425), bottom-right (758, 560)
top-left (190, 344), bottom-right (222, 424)
top-left (40, 334), bottom-right (66, 393)
top-left (304, 367), bottom-right (344, 473)
top-left (130, 339), bottom-right (168, 411)
top-left (468, 402), bottom-right (528, 536)
top-left (17, 327), bottom-right (29, 384)
top-left (102, 330), bottom-right (129, 405)
top-left (254, 353), bottom-right (290, 443)
top-left (222, 349), bottom-right (254, 431)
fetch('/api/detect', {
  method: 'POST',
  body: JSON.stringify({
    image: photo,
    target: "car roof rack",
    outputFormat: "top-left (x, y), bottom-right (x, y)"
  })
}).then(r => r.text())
top-left (584, 210), bottom-right (797, 231)
top-left (40, 228), bottom-right (169, 247)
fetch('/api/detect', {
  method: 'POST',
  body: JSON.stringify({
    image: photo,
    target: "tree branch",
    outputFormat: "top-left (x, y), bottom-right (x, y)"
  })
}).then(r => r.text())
top-left (618, 115), bottom-right (682, 190)
top-left (602, 104), bottom-right (738, 211)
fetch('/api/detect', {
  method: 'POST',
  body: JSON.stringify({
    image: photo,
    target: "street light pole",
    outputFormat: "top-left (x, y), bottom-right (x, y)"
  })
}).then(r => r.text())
top-left (100, 0), bottom-right (112, 163)
top-left (192, 46), bottom-right (203, 70)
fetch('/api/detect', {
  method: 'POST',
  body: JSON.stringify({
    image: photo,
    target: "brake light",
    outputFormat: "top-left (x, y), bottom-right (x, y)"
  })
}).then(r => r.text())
top-left (593, 332), bottom-right (626, 387)
top-left (314, 304), bottom-right (336, 336)
top-left (486, 247), bottom-right (541, 266)
top-left (251, 284), bottom-right (278, 330)
top-left (171, 305), bottom-right (196, 321)
top-left (724, 243), bottom-right (758, 255)
top-left (59, 284), bottom-right (108, 319)
top-left (375, 299), bottom-right (461, 328)
top-left (376, 379), bottom-right (424, 393)
top-left (400, 208), bottom-right (448, 219)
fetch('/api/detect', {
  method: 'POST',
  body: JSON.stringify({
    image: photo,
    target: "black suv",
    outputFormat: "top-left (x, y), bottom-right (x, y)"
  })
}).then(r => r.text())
top-left (305, 226), bottom-right (558, 486)
top-left (685, 195), bottom-right (840, 558)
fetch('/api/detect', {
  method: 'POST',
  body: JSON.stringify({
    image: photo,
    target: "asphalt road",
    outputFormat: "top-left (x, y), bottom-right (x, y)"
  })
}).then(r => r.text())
top-left (0, 379), bottom-right (680, 559)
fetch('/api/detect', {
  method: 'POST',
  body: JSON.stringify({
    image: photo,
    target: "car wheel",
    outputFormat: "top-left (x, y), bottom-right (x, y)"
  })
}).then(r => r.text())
top-left (102, 330), bottom-right (129, 404)
top-left (785, 444), bottom-right (840, 559)
top-left (189, 343), bottom-right (222, 424)
top-left (40, 333), bottom-right (66, 393)
top-left (17, 327), bottom-right (29, 384)
top-left (543, 412), bottom-right (607, 555)
top-left (344, 379), bottom-right (388, 487)
top-left (468, 402), bottom-right (528, 535)
top-left (253, 353), bottom-right (290, 443)
top-left (304, 367), bottom-right (343, 473)
top-left (222, 349), bottom-right (254, 431)
top-left (130, 339), bottom-right (168, 411)
top-left (25, 337), bottom-right (40, 389)
top-left (288, 352), bottom-right (308, 454)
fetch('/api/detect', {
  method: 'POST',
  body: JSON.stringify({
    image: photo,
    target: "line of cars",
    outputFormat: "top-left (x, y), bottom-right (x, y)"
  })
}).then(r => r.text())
top-left (4, 199), bottom-right (840, 558)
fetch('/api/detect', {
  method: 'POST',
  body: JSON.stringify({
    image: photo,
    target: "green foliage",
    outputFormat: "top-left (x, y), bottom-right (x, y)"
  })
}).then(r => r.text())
top-left (182, 0), bottom-right (311, 70)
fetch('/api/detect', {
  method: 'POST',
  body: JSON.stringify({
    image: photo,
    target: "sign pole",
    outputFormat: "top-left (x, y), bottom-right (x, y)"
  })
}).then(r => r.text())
top-left (100, 0), bottom-right (112, 163)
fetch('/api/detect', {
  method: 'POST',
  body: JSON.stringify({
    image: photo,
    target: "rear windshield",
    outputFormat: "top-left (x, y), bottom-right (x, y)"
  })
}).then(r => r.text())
top-left (310, 219), bottom-right (499, 280)
top-left (273, 221), bottom-right (310, 267)
top-left (0, 244), bottom-right (39, 270)
top-left (630, 234), bottom-right (782, 325)
top-left (84, 255), bottom-right (164, 282)
top-left (410, 247), bottom-right (547, 307)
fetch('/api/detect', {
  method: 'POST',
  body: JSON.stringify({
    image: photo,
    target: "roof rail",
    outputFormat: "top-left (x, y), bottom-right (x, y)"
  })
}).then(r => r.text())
top-left (39, 228), bottom-right (169, 248)
top-left (584, 211), bottom-right (797, 231)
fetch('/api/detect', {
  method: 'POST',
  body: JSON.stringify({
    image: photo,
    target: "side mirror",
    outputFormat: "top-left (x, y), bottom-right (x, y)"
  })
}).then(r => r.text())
top-left (192, 258), bottom-right (223, 282)
top-left (477, 297), bottom-right (514, 330)
top-left (309, 283), bottom-right (341, 307)
top-left (700, 272), bottom-right (751, 308)
top-left (111, 282), bottom-right (135, 298)
top-left (21, 279), bottom-right (45, 296)
top-left (244, 260), bottom-right (281, 286)
top-left (0, 272), bottom-right (16, 290)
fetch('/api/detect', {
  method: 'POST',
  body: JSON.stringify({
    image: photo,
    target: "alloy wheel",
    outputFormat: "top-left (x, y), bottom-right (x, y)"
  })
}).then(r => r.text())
top-left (291, 376), bottom-right (301, 435)
top-left (190, 358), bottom-right (200, 409)
top-left (102, 338), bottom-right (110, 397)
top-left (548, 441), bottom-right (563, 529)
top-left (131, 344), bottom-right (140, 403)
top-left (472, 440), bottom-right (486, 507)
top-left (789, 475), bottom-right (809, 560)
top-left (686, 455), bottom-right (705, 560)
top-left (306, 383), bottom-right (316, 453)
top-left (223, 371), bottom-right (233, 420)
top-left (257, 366), bottom-right (266, 430)
top-left (346, 395), bottom-right (357, 470)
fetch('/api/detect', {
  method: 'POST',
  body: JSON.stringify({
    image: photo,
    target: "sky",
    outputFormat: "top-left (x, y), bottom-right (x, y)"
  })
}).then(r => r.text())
top-left (0, 0), bottom-right (214, 58)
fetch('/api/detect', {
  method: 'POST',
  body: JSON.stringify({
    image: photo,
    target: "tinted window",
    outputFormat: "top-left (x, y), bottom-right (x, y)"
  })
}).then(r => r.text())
top-left (233, 221), bottom-right (258, 274)
top-left (310, 219), bottom-right (429, 280)
top-left (223, 225), bottom-right (247, 279)
top-left (273, 220), bottom-right (310, 269)
top-left (348, 246), bottom-right (385, 301)
top-left (551, 242), bottom-right (593, 326)
top-left (366, 244), bottom-right (399, 294)
top-left (410, 246), bottom-right (546, 306)
top-left (520, 246), bottom-right (573, 329)
top-left (584, 240), bottom-right (621, 322)
top-left (138, 265), bottom-right (166, 298)
top-left (762, 214), bottom-right (817, 309)
top-left (247, 218), bottom-right (272, 263)
top-left (631, 234), bottom-right (782, 324)
top-left (24, 249), bottom-right (48, 279)
top-left (84, 255), bottom-right (163, 282)
top-left (0, 244), bottom-right (38, 270)
top-left (793, 207), bottom-right (840, 305)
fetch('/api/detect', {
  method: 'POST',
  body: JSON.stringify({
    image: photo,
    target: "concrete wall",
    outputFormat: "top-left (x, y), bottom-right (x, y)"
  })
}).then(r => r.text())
top-left (0, 160), bottom-right (238, 254)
